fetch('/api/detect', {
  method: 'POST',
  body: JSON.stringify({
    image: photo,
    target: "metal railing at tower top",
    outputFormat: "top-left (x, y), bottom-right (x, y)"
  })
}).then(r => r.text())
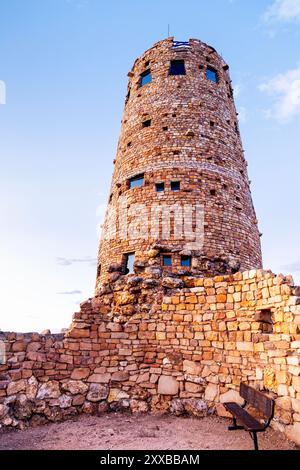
top-left (172, 41), bottom-right (190, 49)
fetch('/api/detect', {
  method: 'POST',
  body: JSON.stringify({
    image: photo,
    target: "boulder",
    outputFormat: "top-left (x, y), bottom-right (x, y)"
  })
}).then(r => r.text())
top-left (37, 381), bottom-right (60, 400)
top-left (87, 384), bottom-right (109, 402)
top-left (87, 373), bottom-right (111, 384)
top-left (158, 376), bottom-right (179, 395)
top-left (170, 399), bottom-right (185, 416)
top-left (61, 380), bottom-right (88, 395)
top-left (183, 399), bottom-right (208, 417)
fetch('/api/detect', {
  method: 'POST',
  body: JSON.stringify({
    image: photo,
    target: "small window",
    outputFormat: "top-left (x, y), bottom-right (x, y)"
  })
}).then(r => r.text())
top-left (171, 181), bottom-right (180, 191)
top-left (125, 89), bottom-right (130, 104)
top-left (206, 66), bottom-right (218, 84)
top-left (255, 309), bottom-right (273, 333)
top-left (127, 141), bottom-right (132, 147)
top-left (140, 69), bottom-right (152, 87)
top-left (142, 119), bottom-right (151, 128)
top-left (210, 121), bottom-right (215, 128)
top-left (129, 174), bottom-right (144, 189)
top-left (234, 122), bottom-right (239, 134)
top-left (162, 126), bottom-right (168, 131)
top-left (156, 182), bottom-right (165, 192)
top-left (181, 256), bottom-right (191, 267)
top-left (124, 253), bottom-right (135, 275)
top-left (169, 60), bottom-right (186, 76)
top-left (210, 189), bottom-right (216, 196)
top-left (162, 255), bottom-right (172, 267)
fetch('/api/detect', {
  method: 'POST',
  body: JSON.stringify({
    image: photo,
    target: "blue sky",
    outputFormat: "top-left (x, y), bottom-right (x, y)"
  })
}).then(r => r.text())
top-left (0, 0), bottom-right (300, 332)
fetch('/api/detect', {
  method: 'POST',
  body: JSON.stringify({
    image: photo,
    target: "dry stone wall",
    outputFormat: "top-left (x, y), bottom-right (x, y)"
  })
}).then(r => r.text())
top-left (1, 269), bottom-right (300, 445)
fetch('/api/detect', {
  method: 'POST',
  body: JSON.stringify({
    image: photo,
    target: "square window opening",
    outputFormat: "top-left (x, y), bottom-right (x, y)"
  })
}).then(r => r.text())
top-left (97, 264), bottom-right (101, 278)
top-left (210, 189), bottom-right (216, 196)
top-left (206, 66), bottom-right (219, 84)
top-left (142, 119), bottom-right (151, 128)
top-left (169, 60), bottom-right (186, 76)
top-left (181, 255), bottom-right (191, 267)
top-left (171, 181), bottom-right (180, 191)
top-left (162, 255), bottom-right (172, 267)
top-left (124, 253), bottom-right (135, 275)
top-left (129, 173), bottom-right (144, 189)
top-left (140, 69), bottom-right (152, 87)
top-left (156, 182), bottom-right (165, 192)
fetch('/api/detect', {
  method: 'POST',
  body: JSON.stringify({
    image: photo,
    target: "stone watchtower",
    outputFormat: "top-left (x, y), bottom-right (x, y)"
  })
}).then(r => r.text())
top-left (96, 38), bottom-right (262, 292)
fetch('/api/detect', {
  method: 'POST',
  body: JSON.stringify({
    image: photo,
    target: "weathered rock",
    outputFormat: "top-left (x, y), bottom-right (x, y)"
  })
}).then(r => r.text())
top-left (37, 381), bottom-right (60, 400)
top-left (26, 376), bottom-right (38, 400)
top-left (87, 373), bottom-right (111, 384)
top-left (183, 399), bottom-right (208, 417)
top-left (108, 388), bottom-right (130, 403)
top-left (220, 390), bottom-right (244, 406)
top-left (12, 394), bottom-right (32, 419)
top-left (72, 394), bottom-right (85, 406)
top-left (87, 384), bottom-right (109, 402)
top-left (285, 423), bottom-right (300, 446)
top-left (183, 360), bottom-right (201, 376)
top-left (61, 380), bottom-right (88, 395)
top-left (0, 404), bottom-right (9, 419)
top-left (170, 399), bottom-right (185, 416)
top-left (7, 379), bottom-right (27, 396)
top-left (158, 376), bottom-right (179, 395)
top-left (97, 401), bottom-right (109, 415)
top-left (162, 277), bottom-right (184, 289)
top-left (204, 384), bottom-right (219, 402)
top-left (130, 399), bottom-right (149, 413)
top-left (82, 401), bottom-right (97, 414)
top-left (111, 371), bottom-right (129, 382)
top-left (49, 394), bottom-right (72, 409)
top-left (71, 368), bottom-right (90, 380)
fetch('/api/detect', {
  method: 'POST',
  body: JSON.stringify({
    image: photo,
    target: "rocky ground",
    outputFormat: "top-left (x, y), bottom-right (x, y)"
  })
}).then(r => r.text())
top-left (0, 413), bottom-right (297, 450)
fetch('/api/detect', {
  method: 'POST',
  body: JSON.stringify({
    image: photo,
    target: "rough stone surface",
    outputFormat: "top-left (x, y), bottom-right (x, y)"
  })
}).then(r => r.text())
top-left (158, 376), bottom-right (179, 395)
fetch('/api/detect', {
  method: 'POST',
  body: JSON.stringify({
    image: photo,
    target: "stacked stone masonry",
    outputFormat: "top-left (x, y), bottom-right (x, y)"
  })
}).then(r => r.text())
top-left (97, 38), bottom-right (262, 289)
top-left (1, 269), bottom-right (300, 445)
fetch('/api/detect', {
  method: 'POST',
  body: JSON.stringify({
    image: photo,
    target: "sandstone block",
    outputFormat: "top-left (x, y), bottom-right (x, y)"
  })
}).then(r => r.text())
top-left (158, 376), bottom-right (179, 395)
top-left (7, 379), bottom-right (27, 396)
top-left (204, 383), bottom-right (219, 402)
top-left (87, 373), bottom-right (111, 383)
top-left (220, 389), bottom-right (244, 405)
top-left (71, 368), bottom-right (90, 380)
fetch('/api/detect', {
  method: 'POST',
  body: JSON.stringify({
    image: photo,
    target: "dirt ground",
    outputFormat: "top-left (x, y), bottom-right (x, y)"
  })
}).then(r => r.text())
top-left (0, 413), bottom-right (298, 451)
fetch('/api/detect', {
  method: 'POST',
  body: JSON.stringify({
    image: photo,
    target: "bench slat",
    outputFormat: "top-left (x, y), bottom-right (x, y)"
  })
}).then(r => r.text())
top-left (224, 402), bottom-right (265, 431)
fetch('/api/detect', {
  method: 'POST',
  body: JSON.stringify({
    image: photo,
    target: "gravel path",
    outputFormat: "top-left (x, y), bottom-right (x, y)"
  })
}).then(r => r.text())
top-left (0, 414), bottom-right (297, 451)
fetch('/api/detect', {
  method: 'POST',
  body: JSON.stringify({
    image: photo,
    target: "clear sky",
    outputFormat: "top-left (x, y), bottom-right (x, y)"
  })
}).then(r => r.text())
top-left (1, 0), bottom-right (300, 332)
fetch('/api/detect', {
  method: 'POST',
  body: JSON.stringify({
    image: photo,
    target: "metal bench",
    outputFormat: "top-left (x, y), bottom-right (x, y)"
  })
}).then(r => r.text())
top-left (224, 383), bottom-right (274, 450)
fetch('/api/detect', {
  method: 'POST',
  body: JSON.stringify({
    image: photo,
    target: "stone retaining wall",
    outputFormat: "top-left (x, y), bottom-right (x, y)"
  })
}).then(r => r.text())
top-left (0, 270), bottom-right (299, 445)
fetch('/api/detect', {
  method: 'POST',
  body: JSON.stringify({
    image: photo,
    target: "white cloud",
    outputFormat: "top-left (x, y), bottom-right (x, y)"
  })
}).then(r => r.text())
top-left (263, 0), bottom-right (300, 23)
top-left (234, 84), bottom-right (242, 98)
top-left (238, 106), bottom-right (247, 123)
top-left (259, 66), bottom-right (300, 121)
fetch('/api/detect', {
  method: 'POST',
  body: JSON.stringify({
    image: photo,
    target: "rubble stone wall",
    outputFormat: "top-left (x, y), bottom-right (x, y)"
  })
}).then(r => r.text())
top-left (1, 270), bottom-right (300, 445)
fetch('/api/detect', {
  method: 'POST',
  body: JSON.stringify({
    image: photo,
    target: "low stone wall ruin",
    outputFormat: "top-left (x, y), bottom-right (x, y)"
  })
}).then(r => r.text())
top-left (0, 269), bottom-right (300, 445)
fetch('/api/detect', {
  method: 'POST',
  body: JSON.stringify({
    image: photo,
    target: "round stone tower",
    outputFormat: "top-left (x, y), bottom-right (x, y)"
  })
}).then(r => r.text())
top-left (96, 37), bottom-right (262, 291)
